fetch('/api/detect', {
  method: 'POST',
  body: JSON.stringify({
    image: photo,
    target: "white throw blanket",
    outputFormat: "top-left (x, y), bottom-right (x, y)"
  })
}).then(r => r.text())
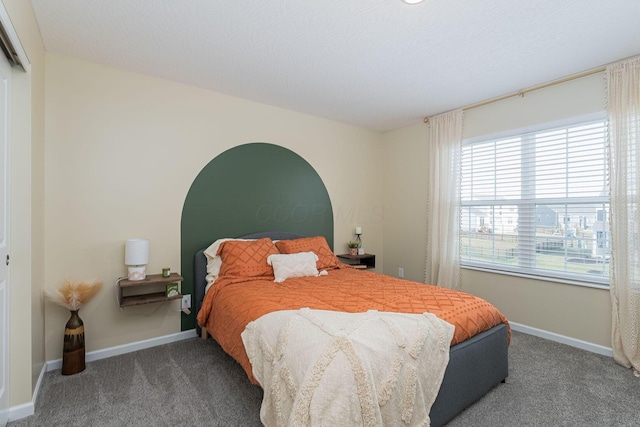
top-left (241, 308), bottom-right (455, 427)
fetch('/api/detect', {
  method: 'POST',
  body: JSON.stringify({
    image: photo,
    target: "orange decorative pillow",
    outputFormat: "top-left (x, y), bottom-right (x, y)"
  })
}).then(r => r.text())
top-left (218, 238), bottom-right (279, 278)
top-left (275, 236), bottom-right (340, 271)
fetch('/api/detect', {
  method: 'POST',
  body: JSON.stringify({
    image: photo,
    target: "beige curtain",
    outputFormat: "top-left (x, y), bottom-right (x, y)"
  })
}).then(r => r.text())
top-left (606, 57), bottom-right (640, 376)
top-left (425, 109), bottom-right (463, 289)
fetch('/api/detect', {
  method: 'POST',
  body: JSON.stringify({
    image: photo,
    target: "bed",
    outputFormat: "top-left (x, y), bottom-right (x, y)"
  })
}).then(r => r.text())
top-left (195, 231), bottom-right (509, 427)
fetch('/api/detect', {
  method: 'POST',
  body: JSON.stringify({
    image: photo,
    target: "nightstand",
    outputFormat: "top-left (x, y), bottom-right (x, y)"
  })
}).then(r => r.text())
top-left (337, 253), bottom-right (375, 269)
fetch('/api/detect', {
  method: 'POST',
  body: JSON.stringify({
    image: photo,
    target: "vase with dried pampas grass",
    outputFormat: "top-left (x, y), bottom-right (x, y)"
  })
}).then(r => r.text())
top-left (45, 280), bottom-right (103, 375)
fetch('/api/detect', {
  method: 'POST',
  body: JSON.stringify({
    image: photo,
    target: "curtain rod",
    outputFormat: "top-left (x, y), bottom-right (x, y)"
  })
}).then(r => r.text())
top-left (423, 66), bottom-right (606, 124)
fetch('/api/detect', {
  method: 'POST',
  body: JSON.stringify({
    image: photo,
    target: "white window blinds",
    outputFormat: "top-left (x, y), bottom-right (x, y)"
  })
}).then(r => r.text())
top-left (460, 118), bottom-right (610, 285)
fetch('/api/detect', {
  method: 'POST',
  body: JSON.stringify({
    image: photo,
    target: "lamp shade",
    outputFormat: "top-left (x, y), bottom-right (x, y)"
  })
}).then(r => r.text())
top-left (125, 239), bottom-right (149, 266)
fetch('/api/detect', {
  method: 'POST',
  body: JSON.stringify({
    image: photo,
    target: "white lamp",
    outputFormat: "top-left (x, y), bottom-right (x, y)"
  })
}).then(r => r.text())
top-left (125, 238), bottom-right (149, 280)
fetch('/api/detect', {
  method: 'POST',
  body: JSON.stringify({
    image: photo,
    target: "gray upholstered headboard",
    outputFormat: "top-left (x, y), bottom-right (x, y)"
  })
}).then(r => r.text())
top-left (194, 231), bottom-right (305, 333)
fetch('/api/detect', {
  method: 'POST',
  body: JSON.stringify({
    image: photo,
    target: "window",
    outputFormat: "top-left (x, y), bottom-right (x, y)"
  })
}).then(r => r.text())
top-left (460, 117), bottom-right (609, 286)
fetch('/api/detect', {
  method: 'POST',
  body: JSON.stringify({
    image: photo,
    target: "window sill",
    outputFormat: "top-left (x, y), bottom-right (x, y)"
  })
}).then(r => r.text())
top-left (461, 265), bottom-right (610, 291)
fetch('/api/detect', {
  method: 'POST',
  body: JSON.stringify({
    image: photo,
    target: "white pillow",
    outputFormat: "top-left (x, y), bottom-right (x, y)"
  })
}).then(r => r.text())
top-left (267, 252), bottom-right (325, 283)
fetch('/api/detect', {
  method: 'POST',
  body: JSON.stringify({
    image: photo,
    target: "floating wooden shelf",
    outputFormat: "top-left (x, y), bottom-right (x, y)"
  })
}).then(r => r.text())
top-left (118, 273), bottom-right (183, 308)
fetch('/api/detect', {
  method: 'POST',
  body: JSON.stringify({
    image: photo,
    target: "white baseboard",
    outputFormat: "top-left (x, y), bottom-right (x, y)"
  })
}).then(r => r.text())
top-left (8, 363), bottom-right (46, 421)
top-left (7, 401), bottom-right (33, 423)
top-left (510, 322), bottom-right (613, 357)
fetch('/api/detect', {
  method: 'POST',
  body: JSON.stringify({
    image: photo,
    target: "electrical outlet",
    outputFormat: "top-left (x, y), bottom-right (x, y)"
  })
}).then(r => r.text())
top-left (182, 294), bottom-right (191, 310)
top-left (398, 267), bottom-right (404, 278)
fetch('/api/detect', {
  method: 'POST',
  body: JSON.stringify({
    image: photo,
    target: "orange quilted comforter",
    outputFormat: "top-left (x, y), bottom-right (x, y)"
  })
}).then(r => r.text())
top-left (197, 267), bottom-right (509, 383)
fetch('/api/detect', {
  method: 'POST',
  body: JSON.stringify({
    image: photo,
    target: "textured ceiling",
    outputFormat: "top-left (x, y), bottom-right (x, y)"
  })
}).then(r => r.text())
top-left (30, 0), bottom-right (640, 132)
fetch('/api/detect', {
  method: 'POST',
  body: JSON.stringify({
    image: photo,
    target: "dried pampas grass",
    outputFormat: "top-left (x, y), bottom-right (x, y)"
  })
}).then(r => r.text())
top-left (45, 280), bottom-right (103, 311)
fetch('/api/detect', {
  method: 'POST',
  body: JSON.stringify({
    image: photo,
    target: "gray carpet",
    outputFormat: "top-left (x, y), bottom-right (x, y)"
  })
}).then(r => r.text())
top-left (9, 331), bottom-right (640, 426)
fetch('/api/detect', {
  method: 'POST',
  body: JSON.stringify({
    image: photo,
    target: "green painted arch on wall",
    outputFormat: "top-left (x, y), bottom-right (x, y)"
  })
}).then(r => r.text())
top-left (180, 142), bottom-right (334, 330)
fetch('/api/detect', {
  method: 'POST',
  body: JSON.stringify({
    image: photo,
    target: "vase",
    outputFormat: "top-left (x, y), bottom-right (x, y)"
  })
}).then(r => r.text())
top-left (62, 310), bottom-right (85, 375)
top-left (349, 248), bottom-right (358, 256)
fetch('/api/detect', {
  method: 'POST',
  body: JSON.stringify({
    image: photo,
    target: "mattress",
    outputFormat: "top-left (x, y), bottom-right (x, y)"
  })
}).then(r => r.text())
top-left (197, 266), bottom-right (509, 384)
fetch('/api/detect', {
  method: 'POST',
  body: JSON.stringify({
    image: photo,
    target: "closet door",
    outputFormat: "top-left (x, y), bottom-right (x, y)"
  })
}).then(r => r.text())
top-left (0, 48), bottom-right (10, 427)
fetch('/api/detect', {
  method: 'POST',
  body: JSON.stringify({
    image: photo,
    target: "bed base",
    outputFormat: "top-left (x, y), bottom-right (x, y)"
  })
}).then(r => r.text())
top-left (430, 323), bottom-right (508, 426)
top-left (193, 237), bottom-right (508, 426)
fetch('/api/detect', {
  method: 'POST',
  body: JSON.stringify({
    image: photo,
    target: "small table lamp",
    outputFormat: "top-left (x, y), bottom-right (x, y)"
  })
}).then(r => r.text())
top-left (355, 227), bottom-right (364, 255)
top-left (125, 238), bottom-right (149, 280)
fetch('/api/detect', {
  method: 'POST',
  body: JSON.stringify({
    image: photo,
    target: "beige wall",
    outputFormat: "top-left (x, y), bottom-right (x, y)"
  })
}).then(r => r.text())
top-left (44, 53), bottom-right (384, 360)
top-left (382, 122), bottom-right (428, 282)
top-left (382, 72), bottom-right (612, 348)
top-left (3, 0), bottom-right (46, 408)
